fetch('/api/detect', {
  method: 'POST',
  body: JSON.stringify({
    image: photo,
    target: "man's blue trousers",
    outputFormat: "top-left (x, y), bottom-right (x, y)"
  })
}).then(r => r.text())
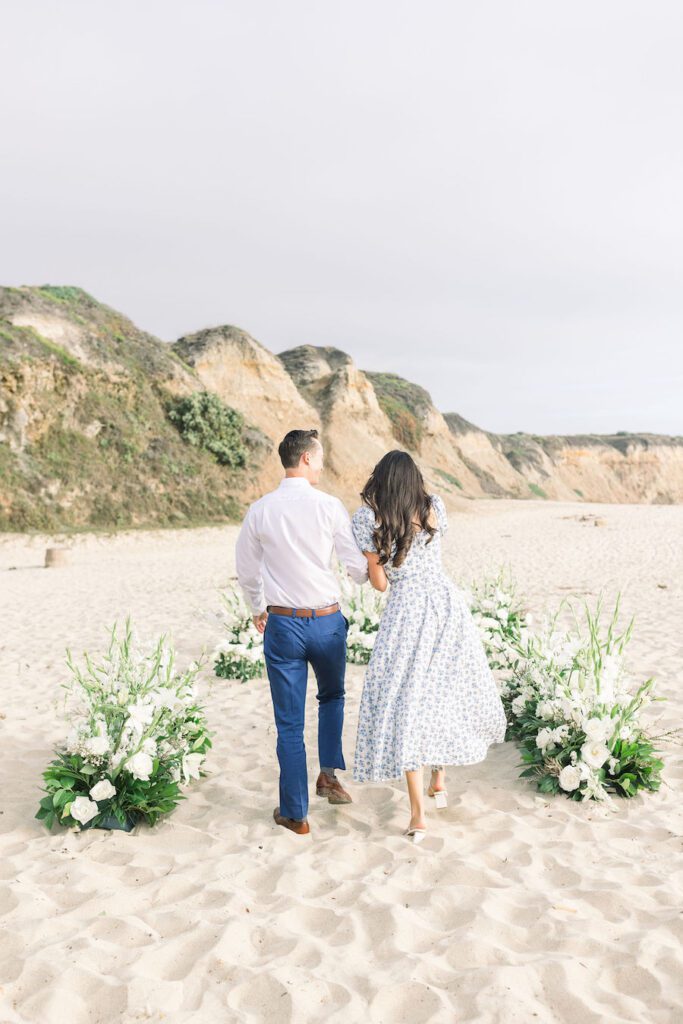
top-left (263, 607), bottom-right (350, 821)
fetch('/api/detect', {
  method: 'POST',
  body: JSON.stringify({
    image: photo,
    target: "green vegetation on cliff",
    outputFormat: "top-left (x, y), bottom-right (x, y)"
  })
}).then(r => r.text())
top-left (0, 286), bottom-right (260, 532)
top-left (365, 371), bottom-right (433, 451)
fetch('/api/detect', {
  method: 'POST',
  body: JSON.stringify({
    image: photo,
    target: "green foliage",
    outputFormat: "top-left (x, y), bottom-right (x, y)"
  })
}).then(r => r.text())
top-left (528, 482), bottom-right (547, 499)
top-left (379, 398), bottom-right (423, 449)
top-left (38, 285), bottom-right (94, 305)
top-left (167, 391), bottom-right (247, 468)
top-left (214, 651), bottom-right (264, 681)
top-left (366, 372), bottom-right (433, 451)
top-left (433, 467), bottom-right (463, 490)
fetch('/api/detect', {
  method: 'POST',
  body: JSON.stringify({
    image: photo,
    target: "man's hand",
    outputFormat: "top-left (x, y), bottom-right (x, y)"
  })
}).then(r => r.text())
top-left (252, 610), bottom-right (269, 633)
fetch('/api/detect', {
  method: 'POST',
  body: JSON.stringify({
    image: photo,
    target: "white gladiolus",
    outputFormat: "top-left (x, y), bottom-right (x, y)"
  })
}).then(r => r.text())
top-left (128, 701), bottom-right (155, 727)
top-left (127, 751), bottom-right (154, 781)
top-left (70, 796), bottom-right (100, 824)
top-left (89, 779), bottom-right (116, 801)
top-left (182, 752), bottom-right (204, 783)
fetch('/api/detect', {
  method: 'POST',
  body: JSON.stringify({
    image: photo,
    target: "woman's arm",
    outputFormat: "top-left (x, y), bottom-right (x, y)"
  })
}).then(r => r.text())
top-left (363, 551), bottom-right (388, 592)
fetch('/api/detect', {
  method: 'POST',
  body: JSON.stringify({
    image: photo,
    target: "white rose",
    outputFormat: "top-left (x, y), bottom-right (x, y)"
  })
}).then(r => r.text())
top-left (127, 751), bottom-right (154, 781)
top-left (70, 795), bottom-right (100, 824)
top-left (558, 765), bottom-right (581, 791)
top-left (583, 716), bottom-right (614, 743)
top-left (142, 738), bottom-right (157, 757)
top-left (536, 727), bottom-right (552, 750)
top-left (511, 695), bottom-right (527, 715)
top-left (580, 741), bottom-right (610, 769)
top-left (89, 779), bottom-right (117, 801)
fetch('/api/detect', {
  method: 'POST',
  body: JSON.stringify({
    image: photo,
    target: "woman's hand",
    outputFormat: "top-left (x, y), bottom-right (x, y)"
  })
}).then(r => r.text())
top-left (364, 551), bottom-right (388, 592)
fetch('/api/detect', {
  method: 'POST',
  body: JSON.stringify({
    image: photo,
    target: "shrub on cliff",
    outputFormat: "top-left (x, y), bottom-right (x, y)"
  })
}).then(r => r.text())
top-left (167, 391), bottom-right (247, 468)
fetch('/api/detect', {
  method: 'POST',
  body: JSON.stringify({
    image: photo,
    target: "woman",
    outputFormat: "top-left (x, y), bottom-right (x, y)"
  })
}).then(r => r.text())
top-left (350, 451), bottom-right (507, 843)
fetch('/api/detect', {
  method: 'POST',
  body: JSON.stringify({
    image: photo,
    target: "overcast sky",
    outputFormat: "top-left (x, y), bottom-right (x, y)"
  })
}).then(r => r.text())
top-left (2, 2), bottom-right (682, 435)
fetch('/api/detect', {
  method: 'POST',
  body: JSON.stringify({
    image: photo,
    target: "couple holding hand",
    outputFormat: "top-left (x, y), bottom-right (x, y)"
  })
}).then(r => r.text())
top-left (235, 428), bottom-right (507, 843)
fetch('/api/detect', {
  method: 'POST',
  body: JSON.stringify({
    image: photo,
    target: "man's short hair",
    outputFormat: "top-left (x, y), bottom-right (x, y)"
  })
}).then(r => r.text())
top-left (278, 428), bottom-right (320, 469)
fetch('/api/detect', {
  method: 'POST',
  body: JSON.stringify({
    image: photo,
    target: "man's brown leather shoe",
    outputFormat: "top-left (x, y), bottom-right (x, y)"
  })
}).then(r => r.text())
top-left (315, 771), bottom-right (353, 804)
top-left (273, 807), bottom-right (310, 834)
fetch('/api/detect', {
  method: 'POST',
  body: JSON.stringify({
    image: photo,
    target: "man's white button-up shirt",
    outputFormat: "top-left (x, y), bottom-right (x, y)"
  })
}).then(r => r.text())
top-left (235, 476), bottom-right (369, 615)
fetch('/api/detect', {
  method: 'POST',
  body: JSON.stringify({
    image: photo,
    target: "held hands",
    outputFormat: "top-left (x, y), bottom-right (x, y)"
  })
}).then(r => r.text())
top-left (252, 611), bottom-right (269, 633)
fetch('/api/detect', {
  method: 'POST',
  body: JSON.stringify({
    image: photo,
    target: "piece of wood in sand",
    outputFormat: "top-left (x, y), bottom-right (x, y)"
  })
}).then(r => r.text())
top-left (45, 547), bottom-right (70, 567)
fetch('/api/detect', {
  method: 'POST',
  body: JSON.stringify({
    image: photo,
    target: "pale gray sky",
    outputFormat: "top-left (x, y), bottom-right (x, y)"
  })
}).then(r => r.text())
top-left (2, 1), bottom-right (682, 435)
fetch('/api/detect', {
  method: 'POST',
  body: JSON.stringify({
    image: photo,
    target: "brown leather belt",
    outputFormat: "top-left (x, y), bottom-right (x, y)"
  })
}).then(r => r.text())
top-left (266, 602), bottom-right (340, 618)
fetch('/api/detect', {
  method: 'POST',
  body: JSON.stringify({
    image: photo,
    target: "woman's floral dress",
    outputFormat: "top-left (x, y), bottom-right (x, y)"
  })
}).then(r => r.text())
top-left (350, 493), bottom-right (507, 782)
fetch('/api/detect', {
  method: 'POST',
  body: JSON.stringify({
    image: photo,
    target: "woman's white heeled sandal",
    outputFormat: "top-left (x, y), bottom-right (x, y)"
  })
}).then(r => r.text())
top-left (427, 784), bottom-right (448, 809)
top-left (403, 826), bottom-right (427, 844)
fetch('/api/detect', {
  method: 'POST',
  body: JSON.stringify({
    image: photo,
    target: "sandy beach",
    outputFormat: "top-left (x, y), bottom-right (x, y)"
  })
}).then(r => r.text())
top-left (0, 498), bottom-right (681, 1024)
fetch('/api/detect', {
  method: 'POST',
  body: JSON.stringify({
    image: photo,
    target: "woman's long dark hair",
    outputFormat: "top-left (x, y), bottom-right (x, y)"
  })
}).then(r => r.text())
top-left (360, 450), bottom-right (436, 568)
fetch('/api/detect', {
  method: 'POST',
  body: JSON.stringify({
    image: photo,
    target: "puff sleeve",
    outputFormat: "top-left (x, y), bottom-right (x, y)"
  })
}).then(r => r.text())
top-left (431, 493), bottom-right (448, 534)
top-left (351, 505), bottom-right (377, 553)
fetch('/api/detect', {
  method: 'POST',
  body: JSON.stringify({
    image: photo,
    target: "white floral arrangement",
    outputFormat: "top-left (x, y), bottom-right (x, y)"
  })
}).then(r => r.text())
top-left (211, 586), bottom-right (266, 681)
top-left (36, 617), bottom-right (212, 832)
top-left (336, 569), bottom-right (386, 664)
top-left (213, 568), bottom-right (387, 676)
top-left (469, 569), bottom-right (676, 803)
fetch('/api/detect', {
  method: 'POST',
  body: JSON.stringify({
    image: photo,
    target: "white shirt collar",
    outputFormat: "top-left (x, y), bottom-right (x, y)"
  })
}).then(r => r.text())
top-left (278, 476), bottom-right (312, 487)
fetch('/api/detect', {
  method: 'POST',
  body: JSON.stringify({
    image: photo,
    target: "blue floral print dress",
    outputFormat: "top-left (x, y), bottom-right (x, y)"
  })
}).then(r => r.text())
top-left (350, 493), bottom-right (507, 782)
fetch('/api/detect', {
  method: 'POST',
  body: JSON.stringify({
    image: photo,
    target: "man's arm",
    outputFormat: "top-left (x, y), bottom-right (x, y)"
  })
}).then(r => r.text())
top-left (235, 505), bottom-right (267, 619)
top-left (333, 500), bottom-right (369, 585)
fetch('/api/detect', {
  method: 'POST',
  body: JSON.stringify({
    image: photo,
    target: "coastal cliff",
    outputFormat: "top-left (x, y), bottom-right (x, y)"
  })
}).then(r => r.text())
top-left (1, 285), bottom-right (680, 531)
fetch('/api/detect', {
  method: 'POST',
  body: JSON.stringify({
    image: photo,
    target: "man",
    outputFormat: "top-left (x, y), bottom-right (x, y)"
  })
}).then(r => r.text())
top-left (235, 428), bottom-right (369, 836)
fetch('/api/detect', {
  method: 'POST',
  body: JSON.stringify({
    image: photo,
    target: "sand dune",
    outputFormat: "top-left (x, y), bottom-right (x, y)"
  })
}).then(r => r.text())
top-left (0, 499), bottom-right (681, 1023)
